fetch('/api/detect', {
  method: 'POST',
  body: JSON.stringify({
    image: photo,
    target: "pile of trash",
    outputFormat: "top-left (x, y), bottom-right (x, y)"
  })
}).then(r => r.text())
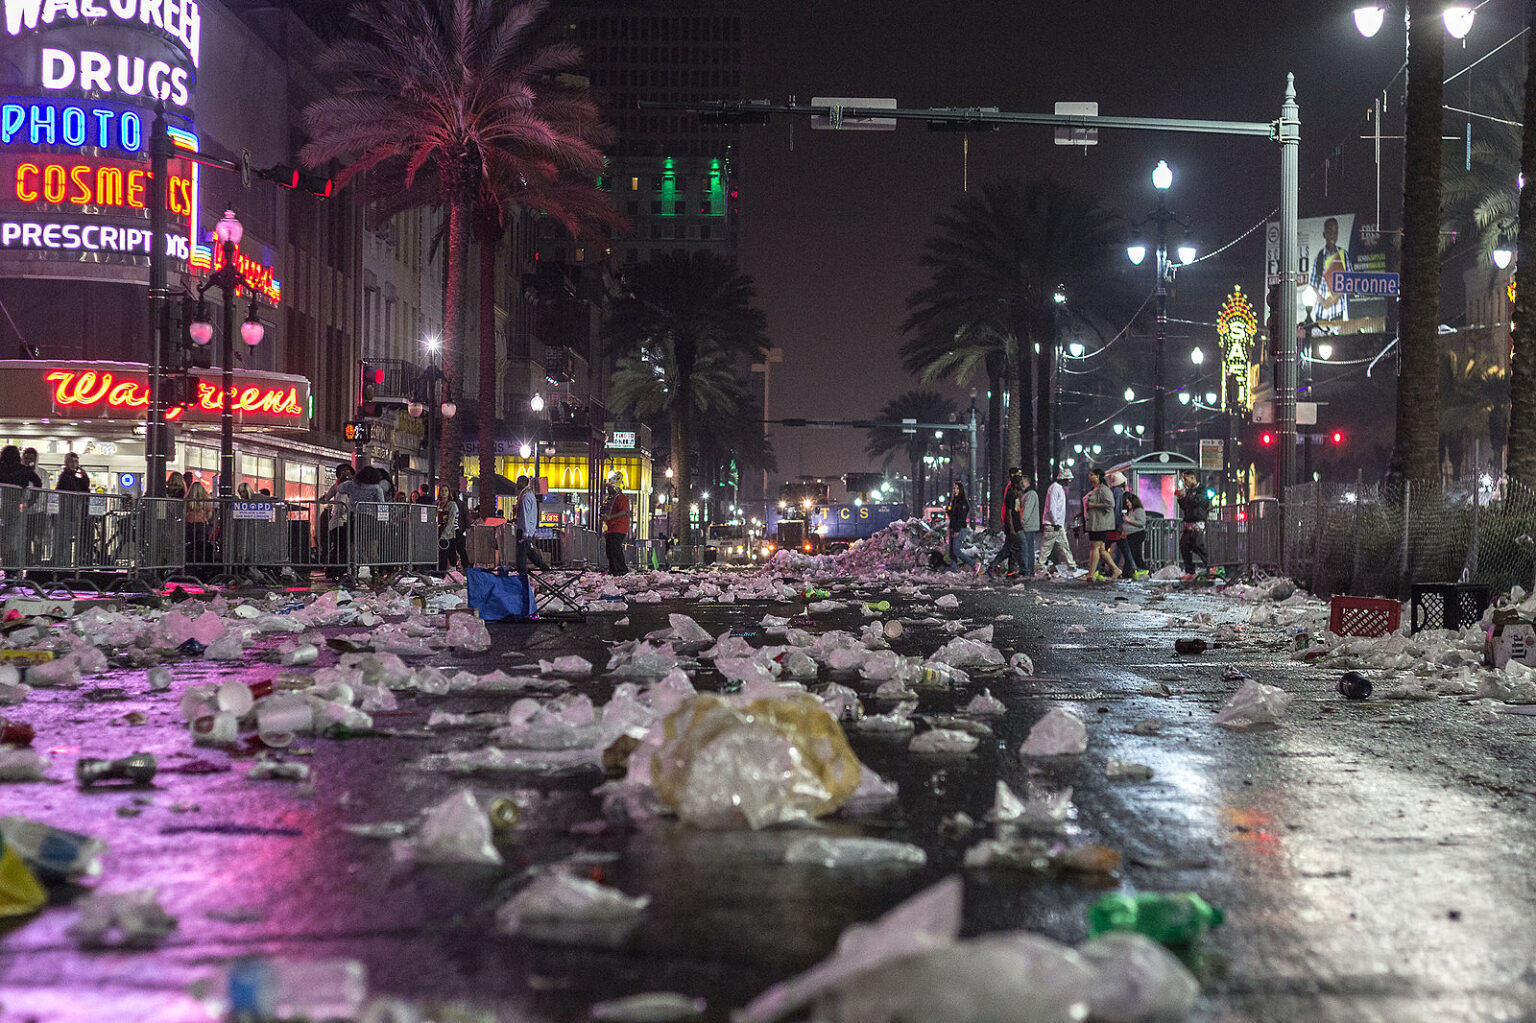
top-left (764, 517), bottom-right (1004, 577)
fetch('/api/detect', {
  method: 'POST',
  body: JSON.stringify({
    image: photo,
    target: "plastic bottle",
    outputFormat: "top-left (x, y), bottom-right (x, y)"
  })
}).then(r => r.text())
top-left (196, 956), bottom-right (368, 1022)
top-left (1086, 892), bottom-right (1224, 947)
top-left (1294, 627), bottom-right (1310, 652)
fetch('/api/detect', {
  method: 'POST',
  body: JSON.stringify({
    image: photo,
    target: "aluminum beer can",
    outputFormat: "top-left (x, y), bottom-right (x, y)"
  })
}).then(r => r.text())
top-left (0, 715), bottom-right (35, 746)
top-left (75, 752), bottom-right (157, 787)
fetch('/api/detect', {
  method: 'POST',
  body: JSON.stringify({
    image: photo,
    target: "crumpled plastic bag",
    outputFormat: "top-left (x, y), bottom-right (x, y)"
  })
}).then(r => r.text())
top-left (494, 871), bottom-right (649, 947)
top-left (964, 690), bottom-right (1006, 716)
top-left (667, 613), bottom-right (714, 648)
top-left (737, 876), bottom-right (1094, 1023)
top-left (400, 788), bottom-right (503, 866)
top-left (1213, 680), bottom-right (1292, 730)
top-left (909, 728), bottom-right (979, 755)
top-left (1019, 708), bottom-right (1088, 756)
top-left (988, 780), bottom-right (1073, 829)
top-left (446, 613), bottom-right (492, 652)
top-left (928, 637), bottom-right (1006, 669)
top-left (25, 657), bottom-right (81, 689)
top-left (1077, 931), bottom-right (1199, 1023)
top-left (783, 836), bottom-right (927, 869)
top-left (67, 889), bottom-right (178, 948)
top-left (650, 693), bottom-right (862, 829)
top-left (1481, 659), bottom-right (1536, 703)
top-left (935, 594), bottom-right (960, 609)
top-left (539, 654), bottom-right (593, 677)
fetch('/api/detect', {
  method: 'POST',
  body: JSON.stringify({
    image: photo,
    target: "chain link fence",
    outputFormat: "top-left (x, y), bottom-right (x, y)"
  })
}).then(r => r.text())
top-left (1283, 476), bottom-right (1536, 599)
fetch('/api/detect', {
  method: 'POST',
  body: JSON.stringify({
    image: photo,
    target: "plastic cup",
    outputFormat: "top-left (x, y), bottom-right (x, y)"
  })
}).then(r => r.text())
top-left (179, 685), bottom-right (218, 723)
top-left (281, 643), bottom-right (319, 667)
top-left (256, 695), bottom-right (312, 740)
top-left (217, 681), bottom-right (255, 717)
top-left (191, 711), bottom-right (239, 745)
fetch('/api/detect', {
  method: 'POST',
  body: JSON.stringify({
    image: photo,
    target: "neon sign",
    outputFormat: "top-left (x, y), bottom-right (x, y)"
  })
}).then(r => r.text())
top-left (40, 49), bottom-right (192, 108)
top-left (4, 0), bottom-right (202, 67)
top-left (1216, 286), bottom-right (1258, 411)
top-left (45, 369), bottom-right (305, 422)
top-left (198, 241), bottom-right (281, 304)
top-left (11, 158), bottom-right (191, 213)
top-left (0, 101), bottom-right (142, 151)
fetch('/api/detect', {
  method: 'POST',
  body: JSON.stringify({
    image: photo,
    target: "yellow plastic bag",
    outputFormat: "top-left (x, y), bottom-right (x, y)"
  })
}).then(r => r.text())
top-left (0, 840), bottom-right (47, 918)
top-left (652, 693), bottom-right (862, 829)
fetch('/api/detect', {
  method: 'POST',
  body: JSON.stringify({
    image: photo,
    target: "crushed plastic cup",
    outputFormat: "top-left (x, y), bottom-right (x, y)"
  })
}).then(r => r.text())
top-left (146, 666), bottom-right (173, 692)
top-left (281, 643), bottom-right (320, 667)
top-left (0, 816), bottom-right (107, 880)
top-left (782, 836), bottom-right (926, 869)
top-left (179, 684), bottom-right (219, 723)
top-left (494, 871), bottom-right (649, 947)
top-left (1078, 931), bottom-right (1200, 1023)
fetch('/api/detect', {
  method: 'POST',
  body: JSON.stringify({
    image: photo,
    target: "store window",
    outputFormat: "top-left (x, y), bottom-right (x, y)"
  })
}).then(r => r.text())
top-left (240, 454), bottom-right (277, 496)
top-left (183, 446), bottom-right (220, 492)
top-left (284, 462), bottom-right (319, 503)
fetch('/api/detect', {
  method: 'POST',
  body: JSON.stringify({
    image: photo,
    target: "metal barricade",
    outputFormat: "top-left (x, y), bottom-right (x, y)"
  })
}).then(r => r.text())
top-left (406, 502), bottom-right (440, 570)
top-left (1142, 517), bottom-right (1180, 570)
top-left (351, 501), bottom-right (415, 572)
top-left (0, 485), bottom-right (149, 580)
top-left (136, 498), bottom-right (186, 577)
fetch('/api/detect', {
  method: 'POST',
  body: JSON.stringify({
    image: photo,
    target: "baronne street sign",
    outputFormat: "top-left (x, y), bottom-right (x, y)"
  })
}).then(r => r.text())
top-left (1328, 269), bottom-right (1400, 297)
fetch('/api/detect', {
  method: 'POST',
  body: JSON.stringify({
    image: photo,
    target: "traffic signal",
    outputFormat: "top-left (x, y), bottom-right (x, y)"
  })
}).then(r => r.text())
top-left (1260, 431), bottom-right (1275, 447)
top-left (1330, 430), bottom-right (1344, 445)
top-left (344, 421), bottom-right (370, 445)
top-left (178, 297), bottom-right (211, 369)
top-left (260, 163), bottom-right (333, 198)
top-left (163, 374), bottom-right (198, 407)
top-left (1265, 283), bottom-right (1281, 345)
top-left (359, 362), bottom-right (385, 417)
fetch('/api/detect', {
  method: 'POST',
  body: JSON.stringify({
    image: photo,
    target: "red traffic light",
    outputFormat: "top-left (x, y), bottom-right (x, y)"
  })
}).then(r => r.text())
top-left (1260, 431), bottom-right (1274, 446)
top-left (1236, 509), bottom-right (1248, 522)
top-left (1331, 430), bottom-right (1344, 444)
top-left (372, 368), bottom-right (385, 383)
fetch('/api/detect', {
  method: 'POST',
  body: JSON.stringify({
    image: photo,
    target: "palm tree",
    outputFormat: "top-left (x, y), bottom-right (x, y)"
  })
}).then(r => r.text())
top-left (1440, 346), bottom-right (1508, 477)
top-left (605, 252), bottom-right (769, 542)
top-left (903, 177), bottom-right (1121, 514)
top-left (1390, 0), bottom-right (1446, 486)
top-left (866, 391), bottom-right (959, 512)
top-left (301, 0), bottom-right (611, 493)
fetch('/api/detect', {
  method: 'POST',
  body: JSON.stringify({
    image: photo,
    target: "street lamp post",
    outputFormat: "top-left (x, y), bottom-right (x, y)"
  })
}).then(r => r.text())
top-left (411, 337), bottom-right (456, 498)
top-left (1128, 161), bottom-right (1196, 452)
top-left (190, 210), bottom-right (265, 580)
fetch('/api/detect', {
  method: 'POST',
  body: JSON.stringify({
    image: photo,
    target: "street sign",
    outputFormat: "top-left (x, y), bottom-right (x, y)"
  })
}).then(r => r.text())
top-left (1328, 269), bottom-right (1399, 297)
top-left (609, 430), bottom-right (636, 449)
top-left (901, 417), bottom-right (917, 435)
top-left (233, 502), bottom-right (276, 522)
top-left (810, 97), bottom-right (897, 131)
top-left (1199, 439), bottom-right (1224, 470)
top-left (1252, 401), bottom-right (1317, 425)
top-left (1053, 102), bottom-right (1099, 145)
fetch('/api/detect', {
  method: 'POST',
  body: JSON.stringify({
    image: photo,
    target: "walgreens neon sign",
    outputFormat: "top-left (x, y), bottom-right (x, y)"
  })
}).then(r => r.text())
top-left (45, 369), bottom-right (305, 422)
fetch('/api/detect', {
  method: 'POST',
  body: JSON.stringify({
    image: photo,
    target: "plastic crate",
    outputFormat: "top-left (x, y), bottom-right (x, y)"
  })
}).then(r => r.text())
top-left (1410, 583), bottom-right (1492, 634)
top-left (1328, 595), bottom-right (1402, 638)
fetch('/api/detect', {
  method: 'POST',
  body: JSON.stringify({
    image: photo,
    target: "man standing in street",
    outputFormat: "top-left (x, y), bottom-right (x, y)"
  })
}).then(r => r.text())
top-left (1040, 467), bottom-right (1077, 574)
top-left (1178, 471), bottom-right (1210, 578)
top-left (1018, 472), bottom-right (1041, 578)
top-left (514, 474), bottom-right (550, 585)
top-left (986, 467), bottom-right (1023, 577)
top-left (602, 475), bottom-right (630, 576)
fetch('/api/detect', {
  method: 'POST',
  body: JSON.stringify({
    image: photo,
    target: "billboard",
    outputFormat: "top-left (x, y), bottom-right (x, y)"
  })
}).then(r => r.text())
top-left (0, 0), bottom-right (202, 282)
top-left (1265, 214), bottom-right (1391, 326)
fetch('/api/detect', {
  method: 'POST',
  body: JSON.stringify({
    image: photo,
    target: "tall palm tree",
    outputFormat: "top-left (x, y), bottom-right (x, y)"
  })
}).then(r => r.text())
top-left (1390, 0), bottom-right (1446, 486)
top-left (903, 177), bottom-right (1121, 513)
top-left (1511, 31), bottom-right (1536, 483)
top-left (605, 252), bottom-right (769, 542)
top-left (866, 391), bottom-right (959, 511)
top-left (301, 0), bottom-right (611, 492)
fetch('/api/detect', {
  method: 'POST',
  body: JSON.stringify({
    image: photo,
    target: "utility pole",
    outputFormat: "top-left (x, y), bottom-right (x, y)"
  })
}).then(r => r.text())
top-left (1276, 76), bottom-right (1301, 499)
top-left (146, 103), bottom-right (171, 498)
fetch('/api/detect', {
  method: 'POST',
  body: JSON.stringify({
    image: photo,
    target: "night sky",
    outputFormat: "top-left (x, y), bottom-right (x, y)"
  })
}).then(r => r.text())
top-left (732, 0), bottom-right (1524, 487)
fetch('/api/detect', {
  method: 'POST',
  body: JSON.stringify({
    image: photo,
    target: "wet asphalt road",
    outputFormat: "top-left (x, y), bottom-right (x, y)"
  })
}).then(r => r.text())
top-left (3, 573), bottom-right (1536, 1023)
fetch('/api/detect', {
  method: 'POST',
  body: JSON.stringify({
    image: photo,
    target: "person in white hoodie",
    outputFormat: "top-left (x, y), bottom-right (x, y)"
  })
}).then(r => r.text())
top-left (1039, 467), bottom-right (1077, 573)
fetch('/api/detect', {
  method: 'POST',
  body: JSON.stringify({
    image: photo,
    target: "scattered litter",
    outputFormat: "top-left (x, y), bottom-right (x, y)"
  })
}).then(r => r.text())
top-left (1078, 931), bottom-right (1200, 1023)
top-left (1130, 719), bottom-right (1164, 736)
top-left (1213, 680), bottom-right (1292, 730)
top-left (0, 817), bottom-right (105, 880)
top-left (909, 728), bottom-right (979, 755)
top-left (1105, 759), bottom-right (1154, 781)
top-left (397, 789), bottom-right (503, 867)
top-left (495, 871), bottom-right (649, 947)
top-left (0, 747), bottom-right (48, 781)
top-left (68, 889), bottom-right (178, 948)
top-left (1019, 707), bottom-right (1088, 756)
top-left (1086, 891), bottom-right (1224, 947)
top-left (783, 836), bottom-right (927, 869)
top-left (589, 992), bottom-right (707, 1022)
top-left (1173, 638), bottom-right (1207, 655)
top-left (964, 690), bottom-right (1006, 716)
top-left (1336, 671), bottom-right (1373, 700)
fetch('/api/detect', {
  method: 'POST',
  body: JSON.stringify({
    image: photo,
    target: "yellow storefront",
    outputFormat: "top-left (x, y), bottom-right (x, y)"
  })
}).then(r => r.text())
top-left (458, 452), bottom-right (653, 539)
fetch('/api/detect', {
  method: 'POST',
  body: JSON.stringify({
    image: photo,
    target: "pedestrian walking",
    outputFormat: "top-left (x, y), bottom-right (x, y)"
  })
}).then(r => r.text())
top-left (1122, 491), bottom-right (1148, 577)
top-left (946, 481), bottom-right (980, 572)
top-left (437, 485), bottom-right (467, 572)
top-left (987, 468), bottom-right (1024, 577)
top-left (1019, 472), bottom-right (1041, 577)
top-left (601, 475), bottom-right (630, 575)
top-left (1177, 471), bottom-right (1210, 577)
top-left (514, 474), bottom-right (551, 584)
top-left (1040, 467), bottom-right (1077, 572)
top-left (1108, 472), bottom-right (1138, 579)
top-left (1084, 468), bottom-right (1121, 581)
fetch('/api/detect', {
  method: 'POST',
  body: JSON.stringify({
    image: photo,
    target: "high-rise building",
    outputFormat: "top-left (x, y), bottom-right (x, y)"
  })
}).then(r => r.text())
top-left (546, 1), bottom-right (746, 269)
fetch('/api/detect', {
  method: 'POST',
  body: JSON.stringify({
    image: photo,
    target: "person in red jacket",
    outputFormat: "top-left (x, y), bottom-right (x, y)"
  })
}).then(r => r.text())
top-left (601, 476), bottom-right (630, 575)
